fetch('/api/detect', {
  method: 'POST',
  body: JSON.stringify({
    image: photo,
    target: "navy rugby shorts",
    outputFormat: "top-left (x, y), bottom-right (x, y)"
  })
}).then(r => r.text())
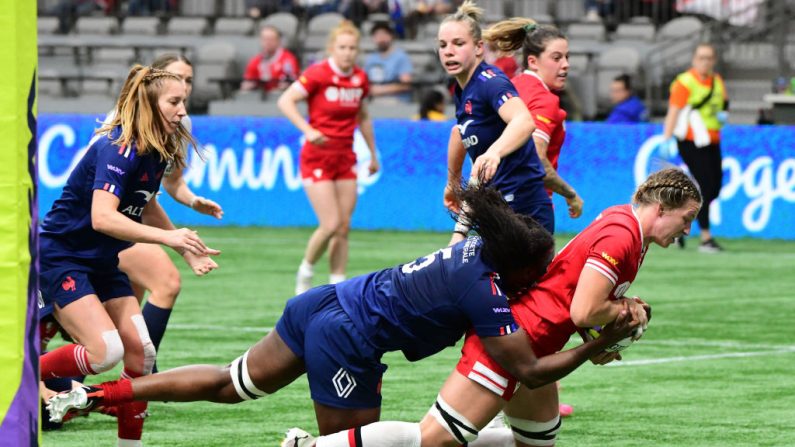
top-left (275, 285), bottom-right (387, 409)
top-left (39, 255), bottom-right (134, 318)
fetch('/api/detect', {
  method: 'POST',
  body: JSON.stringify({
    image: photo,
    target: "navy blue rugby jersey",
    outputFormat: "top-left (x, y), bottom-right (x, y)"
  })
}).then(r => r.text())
top-left (40, 126), bottom-right (167, 260)
top-left (454, 62), bottom-right (545, 197)
top-left (335, 237), bottom-right (518, 362)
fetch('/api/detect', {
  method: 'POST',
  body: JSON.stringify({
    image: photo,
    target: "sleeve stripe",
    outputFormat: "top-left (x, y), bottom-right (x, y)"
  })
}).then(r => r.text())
top-left (533, 129), bottom-right (551, 142)
top-left (291, 81), bottom-right (307, 96)
top-left (585, 259), bottom-right (618, 284)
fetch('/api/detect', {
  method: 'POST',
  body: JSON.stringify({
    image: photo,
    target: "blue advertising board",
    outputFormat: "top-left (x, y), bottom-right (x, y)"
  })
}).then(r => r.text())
top-left (37, 115), bottom-right (795, 239)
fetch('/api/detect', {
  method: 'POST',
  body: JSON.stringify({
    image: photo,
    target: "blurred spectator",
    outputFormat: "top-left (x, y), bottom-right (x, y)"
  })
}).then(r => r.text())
top-left (52, 0), bottom-right (106, 33)
top-left (246, 0), bottom-right (292, 18)
top-left (241, 25), bottom-right (300, 94)
top-left (404, 0), bottom-right (455, 39)
top-left (606, 74), bottom-right (647, 123)
top-left (363, 21), bottom-right (414, 102)
top-left (485, 41), bottom-right (519, 78)
top-left (584, 0), bottom-right (613, 21)
top-left (294, 0), bottom-right (340, 20)
top-left (127, 0), bottom-right (174, 15)
top-left (414, 89), bottom-right (447, 120)
top-left (340, 0), bottom-right (388, 26)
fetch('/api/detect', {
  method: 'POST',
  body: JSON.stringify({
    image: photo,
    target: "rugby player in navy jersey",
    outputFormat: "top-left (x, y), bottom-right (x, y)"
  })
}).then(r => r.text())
top-left (441, 1), bottom-right (554, 242)
top-left (39, 65), bottom-right (218, 447)
top-left (48, 182), bottom-right (638, 440)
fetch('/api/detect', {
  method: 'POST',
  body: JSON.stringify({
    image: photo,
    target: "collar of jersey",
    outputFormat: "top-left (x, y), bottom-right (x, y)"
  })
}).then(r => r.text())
top-left (328, 57), bottom-right (353, 77)
top-left (523, 70), bottom-right (550, 91)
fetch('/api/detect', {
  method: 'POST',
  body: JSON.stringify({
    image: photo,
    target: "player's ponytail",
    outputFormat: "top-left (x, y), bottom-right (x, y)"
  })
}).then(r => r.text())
top-left (454, 181), bottom-right (554, 275)
top-left (485, 19), bottom-right (566, 71)
top-left (633, 168), bottom-right (702, 210)
top-left (442, 0), bottom-right (485, 42)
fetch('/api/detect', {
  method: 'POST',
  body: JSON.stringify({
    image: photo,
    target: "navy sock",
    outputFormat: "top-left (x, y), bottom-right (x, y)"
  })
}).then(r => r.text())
top-left (142, 302), bottom-right (172, 374)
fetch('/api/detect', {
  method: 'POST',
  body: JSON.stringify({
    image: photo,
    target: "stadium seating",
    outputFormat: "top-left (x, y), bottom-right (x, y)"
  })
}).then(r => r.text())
top-left (74, 16), bottom-right (119, 35)
top-left (214, 17), bottom-right (258, 36)
top-left (120, 17), bottom-right (161, 35)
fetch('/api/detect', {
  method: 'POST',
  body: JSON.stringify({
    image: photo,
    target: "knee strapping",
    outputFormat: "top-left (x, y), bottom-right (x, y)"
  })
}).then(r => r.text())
top-left (428, 394), bottom-right (479, 444)
top-left (506, 415), bottom-right (561, 446)
top-left (230, 349), bottom-right (268, 401)
top-left (90, 330), bottom-right (124, 373)
top-left (131, 314), bottom-right (156, 375)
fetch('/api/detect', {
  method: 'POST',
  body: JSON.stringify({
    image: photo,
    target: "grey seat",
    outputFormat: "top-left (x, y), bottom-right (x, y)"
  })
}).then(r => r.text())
top-left (512, 0), bottom-right (551, 18)
top-left (567, 22), bottom-right (606, 41)
top-left (305, 12), bottom-right (345, 41)
top-left (261, 12), bottom-right (300, 47)
top-left (221, 0), bottom-right (248, 16)
top-left (39, 94), bottom-right (115, 114)
top-left (179, 0), bottom-right (218, 16)
top-left (121, 17), bottom-right (161, 35)
top-left (214, 17), bottom-right (257, 36)
top-left (193, 42), bottom-right (239, 103)
top-left (614, 23), bottom-right (655, 42)
top-left (75, 16), bottom-right (119, 35)
top-left (479, 0), bottom-right (506, 21)
top-left (92, 47), bottom-right (137, 65)
top-left (166, 17), bottom-right (210, 35)
top-left (38, 16), bottom-right (60, 35)
top-left (553, 0), bottom-right (586, 23)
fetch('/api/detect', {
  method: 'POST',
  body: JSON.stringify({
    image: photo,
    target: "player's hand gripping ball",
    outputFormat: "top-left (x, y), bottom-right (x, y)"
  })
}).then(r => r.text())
top-left (583, 296), bottom-right (649, 352)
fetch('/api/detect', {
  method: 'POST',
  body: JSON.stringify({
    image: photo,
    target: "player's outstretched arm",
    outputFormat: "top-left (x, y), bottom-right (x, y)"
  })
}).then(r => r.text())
top-left (481, 304), bottom-right (638, 389)
top-left (162, 170), bottom-right (223, 219)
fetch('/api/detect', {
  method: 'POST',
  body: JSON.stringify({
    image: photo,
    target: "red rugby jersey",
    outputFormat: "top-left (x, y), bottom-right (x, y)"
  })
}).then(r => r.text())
top-left (293, 58), bottom-right (369, 151)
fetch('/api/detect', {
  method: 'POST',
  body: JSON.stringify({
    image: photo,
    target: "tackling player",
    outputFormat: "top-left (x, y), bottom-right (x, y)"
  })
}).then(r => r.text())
top-left (46, 183), bottom-right (638, 439)
top-left (277, 20), bottom-right (380, 295)
top-left (38, 65), bottom-right (218, 447)
top-left (281, 168), bottom-right (702, 447)
top-left (439, 1), bottom-right (553, 240)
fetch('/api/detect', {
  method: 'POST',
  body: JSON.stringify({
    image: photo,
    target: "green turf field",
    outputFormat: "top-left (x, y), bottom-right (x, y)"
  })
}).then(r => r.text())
top-left (42, 227), bottom-right (795, 446)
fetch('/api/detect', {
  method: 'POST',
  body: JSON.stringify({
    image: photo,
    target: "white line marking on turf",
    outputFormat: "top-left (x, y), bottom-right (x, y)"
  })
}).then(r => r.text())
top-left (168, 323), bottom-right (273, 333)
top-left (606, 346), bottom-right (795, 367)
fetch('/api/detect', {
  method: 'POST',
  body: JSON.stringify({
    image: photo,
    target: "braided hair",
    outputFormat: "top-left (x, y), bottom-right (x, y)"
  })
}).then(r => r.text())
top-left (97, 65), bottom-right (197, 170)
top-left (633, 168), bottom-right (702, 209)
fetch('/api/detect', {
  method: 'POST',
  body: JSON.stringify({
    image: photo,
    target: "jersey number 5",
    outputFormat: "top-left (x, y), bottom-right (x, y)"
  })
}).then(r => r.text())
top-left (401, 247), bottom-right (453, 274)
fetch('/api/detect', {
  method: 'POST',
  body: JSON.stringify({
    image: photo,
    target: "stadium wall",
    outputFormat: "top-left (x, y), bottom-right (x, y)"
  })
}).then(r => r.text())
top-left (38, 115), bottom-right (795, 239)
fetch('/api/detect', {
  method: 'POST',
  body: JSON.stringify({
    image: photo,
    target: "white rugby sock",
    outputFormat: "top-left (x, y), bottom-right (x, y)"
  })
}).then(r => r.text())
top-left (298, 259), bottom-right (314, 276)
top-left (328, 273), bottom-right (346, 284)
top-left (315, 421), bottom-right (421, 447)
top-left (469, 427), bottom-right (515, 446)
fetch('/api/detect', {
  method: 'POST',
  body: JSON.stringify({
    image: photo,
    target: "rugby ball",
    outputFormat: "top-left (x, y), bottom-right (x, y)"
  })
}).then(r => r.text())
top-left (583, 325), bottom-right (636, 353)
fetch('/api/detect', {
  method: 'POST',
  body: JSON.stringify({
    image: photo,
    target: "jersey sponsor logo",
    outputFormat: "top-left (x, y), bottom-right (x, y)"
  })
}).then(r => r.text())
top-left (332, 368), bottom-right (357, 398)
top-left (121, 205), bottom-right (145, 217)
top-left (536, 114), bottom-right (551, 124)
top-left (492, 307), bottom-right (511, 313)
top-left (135, 190), bottom-right (155, 203)
top-left (456, 119), bottom-right (475, 136)
top-left (601, 252), bottom-right (619, 267)
top-left (106, 164), bottom-right (125, 175)
top-left (457, 119), bottom-right (480, 148)
top-left (61, 276), bottom-right (76, 292)
top-left (324, 86), bottom-right (364, 105)
top-left (351, 74), bottom-right (362, 86)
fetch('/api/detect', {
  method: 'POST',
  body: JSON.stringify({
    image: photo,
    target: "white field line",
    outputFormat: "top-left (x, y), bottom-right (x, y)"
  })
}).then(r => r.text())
top-left (168, 323), bottom-right (273, 333)
top-left (167, 324), bottom-right (795, 367)
top-left (606, 345), bottom-right (795, 367)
